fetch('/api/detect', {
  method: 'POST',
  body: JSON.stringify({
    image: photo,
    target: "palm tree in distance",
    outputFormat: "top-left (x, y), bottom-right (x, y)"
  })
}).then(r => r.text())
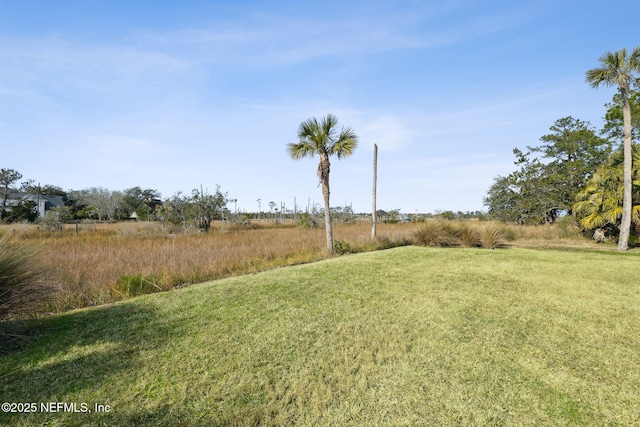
top-left (287, 114), bottom-right (358, 253)
top-left (586, 47), bottom-right (640, 250)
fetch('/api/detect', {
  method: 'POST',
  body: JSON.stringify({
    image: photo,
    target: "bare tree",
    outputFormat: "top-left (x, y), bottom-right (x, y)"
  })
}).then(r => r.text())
top-left (72, 187), bottom-right (123, 221)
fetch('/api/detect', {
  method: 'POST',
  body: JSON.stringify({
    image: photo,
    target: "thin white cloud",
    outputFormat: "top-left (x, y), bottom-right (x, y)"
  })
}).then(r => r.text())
top-left (123, 1), bottom-right (543, 70)
top-left (356, 116), bottom-right (416, 152)
top-left (0, 36), bottom-right (193, 94)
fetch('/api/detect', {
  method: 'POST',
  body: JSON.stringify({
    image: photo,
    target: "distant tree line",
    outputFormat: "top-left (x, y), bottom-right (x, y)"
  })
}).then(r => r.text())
top-left (1, 167), bottom-right (416, 233)
top-left (0, 171), bottom-right (232, 233)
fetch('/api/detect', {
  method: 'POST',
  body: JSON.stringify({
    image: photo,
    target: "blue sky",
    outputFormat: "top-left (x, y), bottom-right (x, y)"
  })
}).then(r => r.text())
top-left (1, 1), bottom-right (638, 214)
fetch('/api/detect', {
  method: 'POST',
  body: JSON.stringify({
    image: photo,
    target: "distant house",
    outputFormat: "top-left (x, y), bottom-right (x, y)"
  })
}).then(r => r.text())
top-left (376, 209), bottom-right (389, 222)
top-left (2, 188), bottom-right (65, 218)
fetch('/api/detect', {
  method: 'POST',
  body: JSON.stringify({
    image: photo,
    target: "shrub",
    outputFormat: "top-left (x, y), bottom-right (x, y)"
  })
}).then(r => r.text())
top-left (228, 213), bottom-right (261, 230)
top-left (38, 206), bottom-right (72, 232)
top-left (333, 240), bottom-right (352, 255)
top-left (297, 212), bottom-right (319, 228)
top-left (2, 200), bottom-right (38, 223)
top-left (556, 215), bottom-right (582, 239)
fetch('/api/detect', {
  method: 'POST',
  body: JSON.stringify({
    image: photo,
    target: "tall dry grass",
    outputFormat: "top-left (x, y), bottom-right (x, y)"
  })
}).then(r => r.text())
top-left (0, 234), bottom-right (48, 319)
top-left (0, 221), bottom-right (415, 314)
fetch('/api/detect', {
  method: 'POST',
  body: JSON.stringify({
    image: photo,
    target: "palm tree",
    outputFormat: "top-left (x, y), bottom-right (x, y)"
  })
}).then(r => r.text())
top-left (573, 146), bottom-right (640, 234)
top-left (287, 114), bottom-right (358, 253)
top-left (586, 47), bottom-right (640, 250)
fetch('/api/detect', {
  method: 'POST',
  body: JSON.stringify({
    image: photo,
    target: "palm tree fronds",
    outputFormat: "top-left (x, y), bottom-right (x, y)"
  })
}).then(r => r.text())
top-left (579, 213), bottom-right (607, 230)
top-left (287, 141), bottom-right (316, 160)
top-left (573, 200), bottom-right (595, 216)
top-left (633, 205), bottom-right (640, 224)
top-left (603, 206), bottom-right (623, 224)
top-left (332, 127), bottom-right (358, 159)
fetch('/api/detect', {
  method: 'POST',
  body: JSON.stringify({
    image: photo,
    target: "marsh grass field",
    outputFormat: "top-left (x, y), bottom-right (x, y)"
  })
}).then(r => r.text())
top-left (0, 221), bottom-right (415, 314)
top-left (1, 244), bottom-right (640, 426)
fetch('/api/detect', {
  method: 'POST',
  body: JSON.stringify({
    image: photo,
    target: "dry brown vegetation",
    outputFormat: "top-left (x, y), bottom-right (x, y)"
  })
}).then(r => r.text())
top-left (0, 221), bottom-right (414, 315)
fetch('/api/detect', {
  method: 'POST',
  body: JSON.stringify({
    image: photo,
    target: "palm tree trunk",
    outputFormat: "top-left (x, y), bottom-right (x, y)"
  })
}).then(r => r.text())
top-left (322, 180), bottom-right (333, 253)
top-left (320, 154), bottom-right (334, 253)
top-left (618, 92), bottom-right (633, 251)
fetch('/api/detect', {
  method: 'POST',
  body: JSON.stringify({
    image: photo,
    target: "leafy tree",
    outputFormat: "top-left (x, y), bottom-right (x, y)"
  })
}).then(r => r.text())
top-left (331, 205), bottom-right (355, 224)
top-left (0, 168), bottom-right (22, 221)
top-left (186, 186), bottom-right (229, 232)
top-left (586, 46), bottom-right (640, 250)
top-left (119, 187), bottom-right (162, 220)
top-left (484, 158), bottom-right (558, 224)
top-left (534, 117), bottom-right (612, 212)
top-left (484, 117), bottom-right (610, 223)
top-left (157, 187), bottom-right (229, 232)
top-left (484, 175), bottom-right (520, 223)
top-left (134, 205), bottom-right (154, 221)
top-left (386, 209), bottom-right (402, 223)
top-left (437, 210), bottom-right (456, 221)
top-left (287, 114), bottom-right (358, 253)
top-left (2, 200), bottom-right (38, 223)
top-left (573, 145), bottom-right (640, 237)
top-left (158, 192), bottom-right (189, 228)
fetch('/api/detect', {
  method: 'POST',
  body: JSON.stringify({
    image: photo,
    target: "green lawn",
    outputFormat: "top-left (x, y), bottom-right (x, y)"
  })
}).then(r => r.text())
top-left (1, 246), bottom-right (639, 426)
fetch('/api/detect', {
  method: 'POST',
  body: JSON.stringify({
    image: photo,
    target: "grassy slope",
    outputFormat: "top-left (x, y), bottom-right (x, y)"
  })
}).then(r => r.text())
top-left (1, 246), bottom-right (639, 426)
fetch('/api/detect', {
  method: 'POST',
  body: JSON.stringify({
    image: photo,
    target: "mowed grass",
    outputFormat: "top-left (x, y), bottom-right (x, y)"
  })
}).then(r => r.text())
top-left (1, 246), bottom-right (639, 426)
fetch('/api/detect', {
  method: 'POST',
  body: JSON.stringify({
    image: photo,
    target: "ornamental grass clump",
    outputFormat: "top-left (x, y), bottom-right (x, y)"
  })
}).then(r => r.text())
top-left (412, 221), bottom-right (460, 247)
top-left (412, 221), bottom-right (512, 250)
top-left (0, 234), bottom-right (46, 319)
top-left (456, 222), bottom-right (482, 248)
top-left (478, 223), bottom-right (508, 249)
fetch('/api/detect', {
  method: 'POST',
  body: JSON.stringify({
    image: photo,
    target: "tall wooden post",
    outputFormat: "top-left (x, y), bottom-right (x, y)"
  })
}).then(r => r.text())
top-left (372, 144), bottom-right (378, 240)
